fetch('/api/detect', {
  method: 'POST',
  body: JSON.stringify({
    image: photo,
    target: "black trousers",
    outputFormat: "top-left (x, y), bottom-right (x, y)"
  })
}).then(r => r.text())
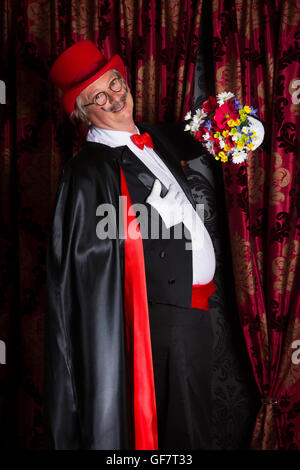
top-left (148, 303), bottom-right (213, 450)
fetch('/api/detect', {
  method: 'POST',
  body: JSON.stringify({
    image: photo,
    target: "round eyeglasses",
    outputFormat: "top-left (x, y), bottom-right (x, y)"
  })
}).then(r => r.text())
top-left (83, 76), bottom-right (124, 108)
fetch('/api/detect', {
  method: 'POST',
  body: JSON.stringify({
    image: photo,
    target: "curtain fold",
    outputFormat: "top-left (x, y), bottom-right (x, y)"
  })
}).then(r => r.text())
top-left (119, 0), bottom-right (202, 122)
top-left (192, 1), bottom-right (260, 449)
top-left (211, 0), bottom-right (300, 449)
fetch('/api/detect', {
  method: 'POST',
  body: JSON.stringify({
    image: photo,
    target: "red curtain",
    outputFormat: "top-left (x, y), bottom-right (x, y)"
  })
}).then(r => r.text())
top-left (1, 0), bottom-right (299, 451)
top-left (0, 0), bottom-right (202, 449)
top-left (212, 0), bottom-right (300, 449)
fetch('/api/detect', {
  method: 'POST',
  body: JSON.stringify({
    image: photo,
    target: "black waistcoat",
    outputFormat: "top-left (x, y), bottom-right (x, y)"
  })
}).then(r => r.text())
top-left (119, 123), bottom-right (195, 308)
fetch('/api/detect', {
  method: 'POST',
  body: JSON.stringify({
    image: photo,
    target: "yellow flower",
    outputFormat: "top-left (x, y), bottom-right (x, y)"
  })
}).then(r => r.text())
top-left (222, 130), bottom-right (229, 137)
top-left (247, 142), bottom-right (254, 149)
top-left (220, 152), bottom-right (228, 162)
top-left (214, 132), bottom-right (221, 139)
top-left (228, 119), bottom-right (240, 127)
top-left (243, 105), bottom-right (251, 114)
top-left (237, 140), bottom-right (244, 150)
top-left (230, 128), bottom-right (238, 135)
top-left (239, 113), bottom-right (247, 122)
top-left (224, 144), bottom-right (231, 152)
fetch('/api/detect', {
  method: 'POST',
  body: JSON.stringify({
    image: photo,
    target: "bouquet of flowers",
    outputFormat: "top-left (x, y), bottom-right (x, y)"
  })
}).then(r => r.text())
top-left (184, 92), bottom-right (262, 164)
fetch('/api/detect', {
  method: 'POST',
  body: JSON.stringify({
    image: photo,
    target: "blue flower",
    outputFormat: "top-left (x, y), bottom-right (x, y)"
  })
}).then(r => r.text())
top-left (232, 98), bottom-right (242, 111)
top-left (204, 120), bottom-right (212, 131)
top-left (249, 106), bottom-right (258, 117)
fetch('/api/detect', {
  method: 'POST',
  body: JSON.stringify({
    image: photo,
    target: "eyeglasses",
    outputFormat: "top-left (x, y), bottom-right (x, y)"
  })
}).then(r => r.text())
top-left (83, 75), bottom-right (125, 108)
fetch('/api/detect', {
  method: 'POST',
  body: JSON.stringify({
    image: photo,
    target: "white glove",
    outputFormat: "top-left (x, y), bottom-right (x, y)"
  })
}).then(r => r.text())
top-left (146, 179), bottom-right (185, 229)
top-left (248, 115), bottom-right (265, 150)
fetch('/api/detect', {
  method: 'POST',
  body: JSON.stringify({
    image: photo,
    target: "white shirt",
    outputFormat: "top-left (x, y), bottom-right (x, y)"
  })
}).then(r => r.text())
top-left (87, 125), bottom-right (216, 285)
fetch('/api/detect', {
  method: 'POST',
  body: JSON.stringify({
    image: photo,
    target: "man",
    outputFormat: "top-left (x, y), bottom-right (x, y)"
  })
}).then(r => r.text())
top-left (45, 40), bottom-right (262, 450)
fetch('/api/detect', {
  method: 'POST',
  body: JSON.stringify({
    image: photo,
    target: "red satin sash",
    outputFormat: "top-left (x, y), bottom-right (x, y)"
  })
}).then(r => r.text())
top-left (191, 279), bottom-right (216, 310)
top-left (119, 165), bottom-right (158, 450)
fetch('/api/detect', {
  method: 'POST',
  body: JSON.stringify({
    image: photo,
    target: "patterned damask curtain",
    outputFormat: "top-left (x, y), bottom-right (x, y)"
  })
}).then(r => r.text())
top-left (0, 0), bottom-right (202, 449)
top-left (211, 0), bottom-right (300, 449)
top-left (1, 0), bottom-right (299, 451)
top-left (189, 0), bottom-right (260, 449)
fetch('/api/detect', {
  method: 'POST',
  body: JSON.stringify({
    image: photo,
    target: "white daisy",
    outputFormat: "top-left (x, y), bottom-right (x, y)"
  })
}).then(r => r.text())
top-left (195, 108), bottom-right (206, 116)
top-left (219, 139), bottom-right (225, 149)
top-left (204, 140), bottom-right (215, 155)
top-left (195, 108), bottom-right (207, 120)
top-left (216, 91), bottom-right (235, 106)
top-left (192, 115), bottom-right (200, 125)
top-left (231, 149), bottom-right (248, 164)
top-left (190, 121), bottom-right (200, 133)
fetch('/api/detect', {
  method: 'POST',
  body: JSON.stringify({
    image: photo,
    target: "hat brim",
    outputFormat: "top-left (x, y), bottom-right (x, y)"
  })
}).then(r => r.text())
top-left (62, 54), bottom-right (126, 115)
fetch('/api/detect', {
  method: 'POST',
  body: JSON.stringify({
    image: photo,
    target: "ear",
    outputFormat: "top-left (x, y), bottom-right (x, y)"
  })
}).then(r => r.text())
top-left (80, 114), bottom-right (92, 128)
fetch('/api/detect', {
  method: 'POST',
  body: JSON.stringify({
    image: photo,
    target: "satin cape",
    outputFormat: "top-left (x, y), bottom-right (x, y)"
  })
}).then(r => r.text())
top-left (45, 142), bottom-right (159, 449)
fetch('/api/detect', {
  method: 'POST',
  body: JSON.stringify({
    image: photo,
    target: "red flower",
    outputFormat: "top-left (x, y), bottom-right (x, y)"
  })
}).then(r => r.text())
top-left (213, 141), bottom-right (221, 154)
top-left (213, 101), bottom-right (239, 130)
top-left (225, 135), bottom-right (235, 149)
top-left (195, 126), bottom-right (208, 141)
top-left (202, 96), bottom-right (218, 114)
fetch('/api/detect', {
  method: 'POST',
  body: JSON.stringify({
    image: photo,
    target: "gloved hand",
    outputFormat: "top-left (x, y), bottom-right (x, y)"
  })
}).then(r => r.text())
top-left (247, 115), bottom-right (265, 150)
top-left (146, 179), bottom-right (185, 229)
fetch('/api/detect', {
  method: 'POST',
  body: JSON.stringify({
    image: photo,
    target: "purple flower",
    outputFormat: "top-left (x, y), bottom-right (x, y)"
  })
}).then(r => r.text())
top-left (232, 98), bottom-right (242, 111)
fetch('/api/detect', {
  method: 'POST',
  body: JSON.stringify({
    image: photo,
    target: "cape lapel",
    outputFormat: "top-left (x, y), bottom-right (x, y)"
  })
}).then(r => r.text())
top-left (136, 123), bottom-right (196, 209)
top-left (120, 146), bottom-right (169, 197)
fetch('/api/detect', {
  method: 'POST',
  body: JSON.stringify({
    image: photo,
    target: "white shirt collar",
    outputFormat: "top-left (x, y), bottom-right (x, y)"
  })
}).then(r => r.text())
top-left (86, 125), bottom-right (140, 148)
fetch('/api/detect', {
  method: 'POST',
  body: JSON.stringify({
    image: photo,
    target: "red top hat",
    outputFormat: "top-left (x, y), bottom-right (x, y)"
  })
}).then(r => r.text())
top-left (50, 40), bottom-right (126, 115)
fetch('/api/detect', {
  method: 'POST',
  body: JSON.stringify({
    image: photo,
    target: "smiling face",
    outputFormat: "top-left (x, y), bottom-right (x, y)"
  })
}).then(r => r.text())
top-left (78, 69), bottom-right (136, 133)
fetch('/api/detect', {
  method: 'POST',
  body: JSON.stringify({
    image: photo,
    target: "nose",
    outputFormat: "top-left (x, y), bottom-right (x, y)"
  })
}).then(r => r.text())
top-left (106, 89), bottom-right (123, 104)
top-left (107, 92), bottom-right (117, 103)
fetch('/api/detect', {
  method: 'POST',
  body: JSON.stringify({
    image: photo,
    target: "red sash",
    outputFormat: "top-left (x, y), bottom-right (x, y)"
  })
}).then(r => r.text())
top-left (191, 280), bottom-right (216, 310)
top-left (120, 165), bottom-right (158, 450)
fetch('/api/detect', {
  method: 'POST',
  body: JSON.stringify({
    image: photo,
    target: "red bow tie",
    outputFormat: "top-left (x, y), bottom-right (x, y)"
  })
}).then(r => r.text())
top-left (130, 132), bottom-right (154, 150)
